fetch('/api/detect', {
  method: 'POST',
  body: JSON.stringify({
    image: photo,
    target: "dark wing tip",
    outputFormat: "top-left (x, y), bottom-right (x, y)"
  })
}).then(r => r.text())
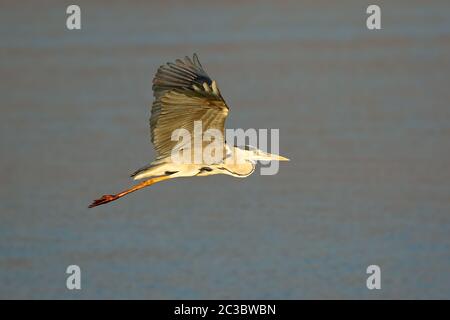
top-left (193, 53), bottom-right (202, 67)
top-left (151, 53), bottom-right (212, 95)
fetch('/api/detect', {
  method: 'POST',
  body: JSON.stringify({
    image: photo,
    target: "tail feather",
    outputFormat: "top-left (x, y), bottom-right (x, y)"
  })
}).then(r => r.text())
top-left (130, 162), bottom-right (174, 180)
top-left (130, 164), bottom-right (153, 179)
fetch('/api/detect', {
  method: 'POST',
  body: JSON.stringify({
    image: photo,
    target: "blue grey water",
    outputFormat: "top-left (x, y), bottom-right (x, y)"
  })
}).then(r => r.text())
top-left (1, 0), bottom-right (450, 299)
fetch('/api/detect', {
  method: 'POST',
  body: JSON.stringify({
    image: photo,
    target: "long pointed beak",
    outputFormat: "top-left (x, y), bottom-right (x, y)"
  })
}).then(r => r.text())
top-left (275, 155), bottom-right (290, 161)
top-left (261, 152), bottom-right (290, 161)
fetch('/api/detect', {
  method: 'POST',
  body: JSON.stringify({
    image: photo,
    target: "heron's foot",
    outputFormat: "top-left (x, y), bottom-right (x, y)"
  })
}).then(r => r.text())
top-left (89, 194), bottom-right (119, 208)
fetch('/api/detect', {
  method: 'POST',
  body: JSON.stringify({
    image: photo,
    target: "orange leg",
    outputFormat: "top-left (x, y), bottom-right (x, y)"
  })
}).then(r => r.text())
top-left (88, 175), bottom-right (172, 208)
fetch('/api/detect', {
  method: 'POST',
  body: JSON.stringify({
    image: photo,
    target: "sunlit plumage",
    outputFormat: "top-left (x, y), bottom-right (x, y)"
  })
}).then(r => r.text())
top-left (89, 54), bottom-right (288, 208)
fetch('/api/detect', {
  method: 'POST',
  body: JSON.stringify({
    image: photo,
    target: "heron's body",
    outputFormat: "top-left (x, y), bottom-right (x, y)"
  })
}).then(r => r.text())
top-left (130, 145), bottom-right (256, 180)
top-left (89, 54), bottom-right (288, 208)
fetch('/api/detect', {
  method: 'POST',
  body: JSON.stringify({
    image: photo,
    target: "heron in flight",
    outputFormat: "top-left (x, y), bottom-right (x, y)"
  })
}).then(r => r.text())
top-left (89, 54), bottom-right (288, 208)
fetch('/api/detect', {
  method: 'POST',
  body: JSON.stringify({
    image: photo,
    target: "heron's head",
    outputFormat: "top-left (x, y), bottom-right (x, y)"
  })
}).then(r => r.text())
top-left (235, 145), bottom-right (290, 162)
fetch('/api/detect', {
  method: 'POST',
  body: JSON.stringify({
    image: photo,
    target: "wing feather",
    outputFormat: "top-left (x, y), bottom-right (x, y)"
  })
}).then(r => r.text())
top-left (150, 54), bottom-right (229, 160)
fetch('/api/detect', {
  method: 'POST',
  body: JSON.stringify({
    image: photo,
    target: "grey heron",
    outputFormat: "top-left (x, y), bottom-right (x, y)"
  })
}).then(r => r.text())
top-left (89, 54), bottom-right (288, 208)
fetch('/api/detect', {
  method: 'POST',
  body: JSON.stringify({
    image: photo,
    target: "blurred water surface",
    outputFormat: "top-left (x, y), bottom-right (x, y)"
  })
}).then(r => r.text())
top-left (1, 0), bottom-right (450, 299)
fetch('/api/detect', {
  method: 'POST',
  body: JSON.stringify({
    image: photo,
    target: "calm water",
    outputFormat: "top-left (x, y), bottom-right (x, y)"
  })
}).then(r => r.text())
top-left (1, 0), bottom-right (450, 299)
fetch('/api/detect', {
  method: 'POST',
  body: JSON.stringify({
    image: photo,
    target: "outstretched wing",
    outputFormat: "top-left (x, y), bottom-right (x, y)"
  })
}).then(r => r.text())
top-left (150, 54), bottom-right (229, 160)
